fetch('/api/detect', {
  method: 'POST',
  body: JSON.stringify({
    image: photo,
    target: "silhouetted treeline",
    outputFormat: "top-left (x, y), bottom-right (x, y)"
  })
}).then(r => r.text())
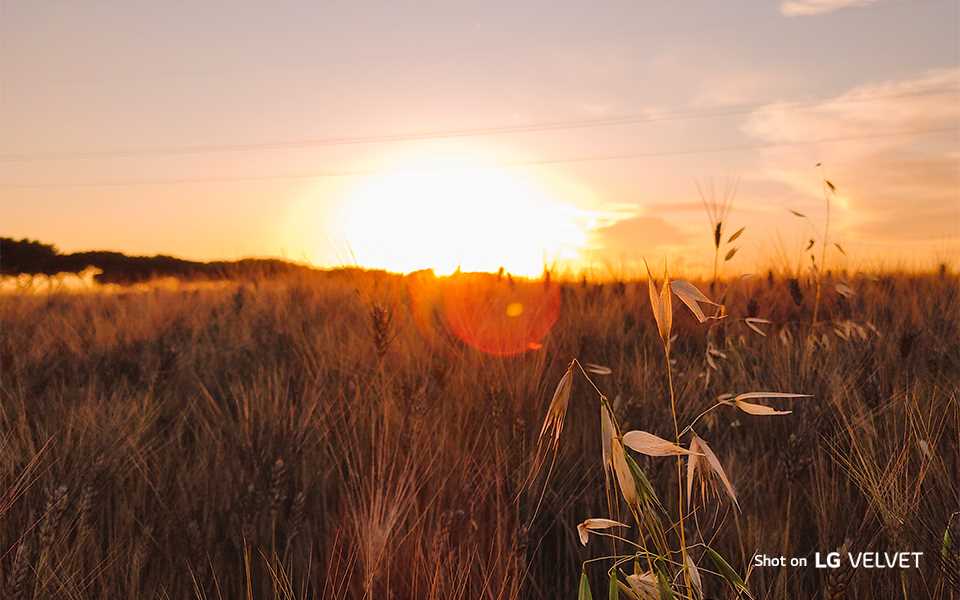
top-left (0, 237), bottom-right (318, 284)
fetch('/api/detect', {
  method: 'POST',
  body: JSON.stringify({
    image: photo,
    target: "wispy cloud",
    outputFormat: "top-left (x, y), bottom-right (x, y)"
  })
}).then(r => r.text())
top-left (743, 68), bottom-right (959, 147)
top-left (742, 68), bottom-right (960, 250)
top-left (780, 0), bottom-right (880, 17)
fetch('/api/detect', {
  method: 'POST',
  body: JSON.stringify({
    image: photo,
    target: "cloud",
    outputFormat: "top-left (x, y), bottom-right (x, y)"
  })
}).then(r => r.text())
top-left (780, 0), bottom-right (880, 17)
top-left (741, 68), bottom-right (960, 251)
top-left (743, 68), bottom-right (959, 147)
top-left (586, 215), bottom-right (696, 270)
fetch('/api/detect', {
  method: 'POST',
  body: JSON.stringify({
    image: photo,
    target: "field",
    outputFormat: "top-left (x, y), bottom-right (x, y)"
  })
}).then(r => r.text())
top-left (1, 267), bottom-right (957, 598)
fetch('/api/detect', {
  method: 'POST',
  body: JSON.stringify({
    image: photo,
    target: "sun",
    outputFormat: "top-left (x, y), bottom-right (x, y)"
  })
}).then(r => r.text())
top-left (333, 161), bottom-right (589, 276)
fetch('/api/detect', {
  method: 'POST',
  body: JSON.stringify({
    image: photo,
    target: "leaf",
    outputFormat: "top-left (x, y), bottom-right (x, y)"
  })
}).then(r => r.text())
top-left (580, 571), bottom-right (594, 600)
top-left (805, 238), bottom-right (815, 251)
top-left (686, 437), bottom-right (701, 505)
top-left (724, 247), bottom-right (738, 261)
top-left (626, 453), bottom-right (666, 515)
top-left (609, 570), bottom-right (620, 600)
top-left (835, 282), bottom-right (855, 298)
top-left (670, 280), bottom-right (722, 324)
top-left (577, 518), bottom-right (630, 546)
top-left (611, 436), bottom-right (638, 508)
top-left (623, 431), bottom-right (700, 457)
top-left (600, 403), bottom-right (616, 479)
top-left (744, 317), bottom-right (771, 337)
top-left (693, 434), bottom-right (740, 511)
top-left (585, 363), bottom-right (612, 375)
top-left (705, 547), bottom-right (752, 598)
top-left (656, 570), bottom-right (674, 600)
top-left (660, 267), bottom-right (672, 345)
top-left (825, 179), bottom-right (836, 192)
top-left (685, 554), bottom-right (703, 599)
top-left (707, 346), bottom-right (726, 359)
top-left (734, 392), bottom-right (812, 402)
top-left (625, 572), bottom-right (658, 600)
top-left (943, 514), bottom-right (955, 562)
top-left (734, 400), bottom-right (793, 416)
top-left (789, 209), bottom-right (806, 218)
top-left (834, 242), bottom-right (846, 256)
top-left (644, 259), bottom-right (671, 345)
top-left (727, 226), bottom-right (745, 244)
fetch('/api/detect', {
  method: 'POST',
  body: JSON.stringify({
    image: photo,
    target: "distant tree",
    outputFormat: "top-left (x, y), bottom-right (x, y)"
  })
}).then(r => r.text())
top-left (0, 237), bottom-right (74, 275)
top-left (1, 236), bottom-right (321, 284)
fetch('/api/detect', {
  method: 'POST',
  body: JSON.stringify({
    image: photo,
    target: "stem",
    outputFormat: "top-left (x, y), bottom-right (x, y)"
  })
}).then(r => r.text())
top-left (711, 246), bottom-right (719, 294)
top-left (812, 182), bottom-right (831, 326)
top-left (678, 402), bottom-right (726, 438)
top-left (573, 359), bottom-right (605, 398)
top-left (664, 345), bottom-right (693, 594)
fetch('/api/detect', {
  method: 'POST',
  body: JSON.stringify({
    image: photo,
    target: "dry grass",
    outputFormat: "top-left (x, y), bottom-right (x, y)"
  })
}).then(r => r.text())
top-left (0, 266), bottom-right (957, 598)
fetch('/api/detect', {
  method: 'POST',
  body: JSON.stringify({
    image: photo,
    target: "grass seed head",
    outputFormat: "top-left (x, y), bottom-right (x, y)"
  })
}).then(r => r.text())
top-left (622, 430), bottom-right (701, 457)
top-left (611, 436), bottom-right (638, 509)
top-left (576, 518), bottom-right (629, 545)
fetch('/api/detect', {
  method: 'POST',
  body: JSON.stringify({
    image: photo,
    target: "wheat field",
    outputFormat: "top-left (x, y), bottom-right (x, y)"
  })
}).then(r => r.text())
top-left (0, 267), bottom-right (957, 598)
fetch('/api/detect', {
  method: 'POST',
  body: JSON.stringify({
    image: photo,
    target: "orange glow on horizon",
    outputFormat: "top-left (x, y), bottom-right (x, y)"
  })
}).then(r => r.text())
top-left (328, 156), bottom-right (591, 277)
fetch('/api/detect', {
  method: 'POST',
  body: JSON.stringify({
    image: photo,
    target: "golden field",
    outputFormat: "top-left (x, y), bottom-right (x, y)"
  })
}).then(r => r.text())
top-left (0, 267), bottom-right (957, 598)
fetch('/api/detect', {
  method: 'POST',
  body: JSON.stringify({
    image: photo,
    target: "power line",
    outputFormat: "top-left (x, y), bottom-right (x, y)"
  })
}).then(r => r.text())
top-left (0, 87), bottom-right (956, 163)
top-left (1, 126), bottom-right (955, 190)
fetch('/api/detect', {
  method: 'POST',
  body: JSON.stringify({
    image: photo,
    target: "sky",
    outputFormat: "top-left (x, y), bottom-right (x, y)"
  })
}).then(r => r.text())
top-left (1, 0), bottom-right (958, 277)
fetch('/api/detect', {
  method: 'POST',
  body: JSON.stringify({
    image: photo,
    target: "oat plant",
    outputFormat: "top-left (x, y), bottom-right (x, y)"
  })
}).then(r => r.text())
top-left (530, 268), bottom-right (812, 599)
top-left (697, 178), bottom-right (742, 292)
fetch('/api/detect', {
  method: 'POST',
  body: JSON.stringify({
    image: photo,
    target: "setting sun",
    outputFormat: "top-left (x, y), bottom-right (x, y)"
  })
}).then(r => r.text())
top-left (333, 163), bottom-right (588, 276)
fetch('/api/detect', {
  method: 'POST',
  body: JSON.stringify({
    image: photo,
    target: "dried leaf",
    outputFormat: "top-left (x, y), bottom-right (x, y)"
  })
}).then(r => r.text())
top-left (734, 392), bottom-right (812, 402)
top-left (600, 403), bottom-right (616, 477)
top-left (644, 260), bottom-right (671, 345)
top-left (835, 282), bottom-right (855, 298)
top-left (685, 554), bottom-right (703, 599)
top-left (585, 363), bottom-right (613, 375)
top-left (734, 400), bottom-right (792, 416)
top-left (611, 436), bottom-right (638, 508)
top-left (727, 226), bottom-right (745, 244)
top-left (724, 247), bottom-right (738, 261)
top-left (686, 437), bottom-right (701, 505)
top-left (744, 317), bottom-right (771, 337)
top-left (825, 179), bottom-right (836, 192)
top-left (625, 572), bottom-right (658, 600)
top-left (789, 209), bottom-right (806, 218)
top-left (834, 242), bottom-right (846, 256)
top-left (707, 346), bottom-right (727, 359)
top-left (805, 238), bottom-right (815, 251)
top-left (660, 267), bottom-right (672, 344)
top-left (670, 280), bottom-right (722, 324)
top-left (577, 518), bottom-right (630, 546)
top-left (623, 430), bottom-right (700, 457)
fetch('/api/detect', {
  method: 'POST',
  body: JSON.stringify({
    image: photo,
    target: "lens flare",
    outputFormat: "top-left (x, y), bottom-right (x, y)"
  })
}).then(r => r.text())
top-left (407, 271), bottom-right (560, 356)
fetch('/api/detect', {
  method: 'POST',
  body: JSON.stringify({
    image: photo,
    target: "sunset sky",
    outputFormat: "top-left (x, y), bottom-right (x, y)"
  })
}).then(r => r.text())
top-left (1, 1), bottom-right (958, 276)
